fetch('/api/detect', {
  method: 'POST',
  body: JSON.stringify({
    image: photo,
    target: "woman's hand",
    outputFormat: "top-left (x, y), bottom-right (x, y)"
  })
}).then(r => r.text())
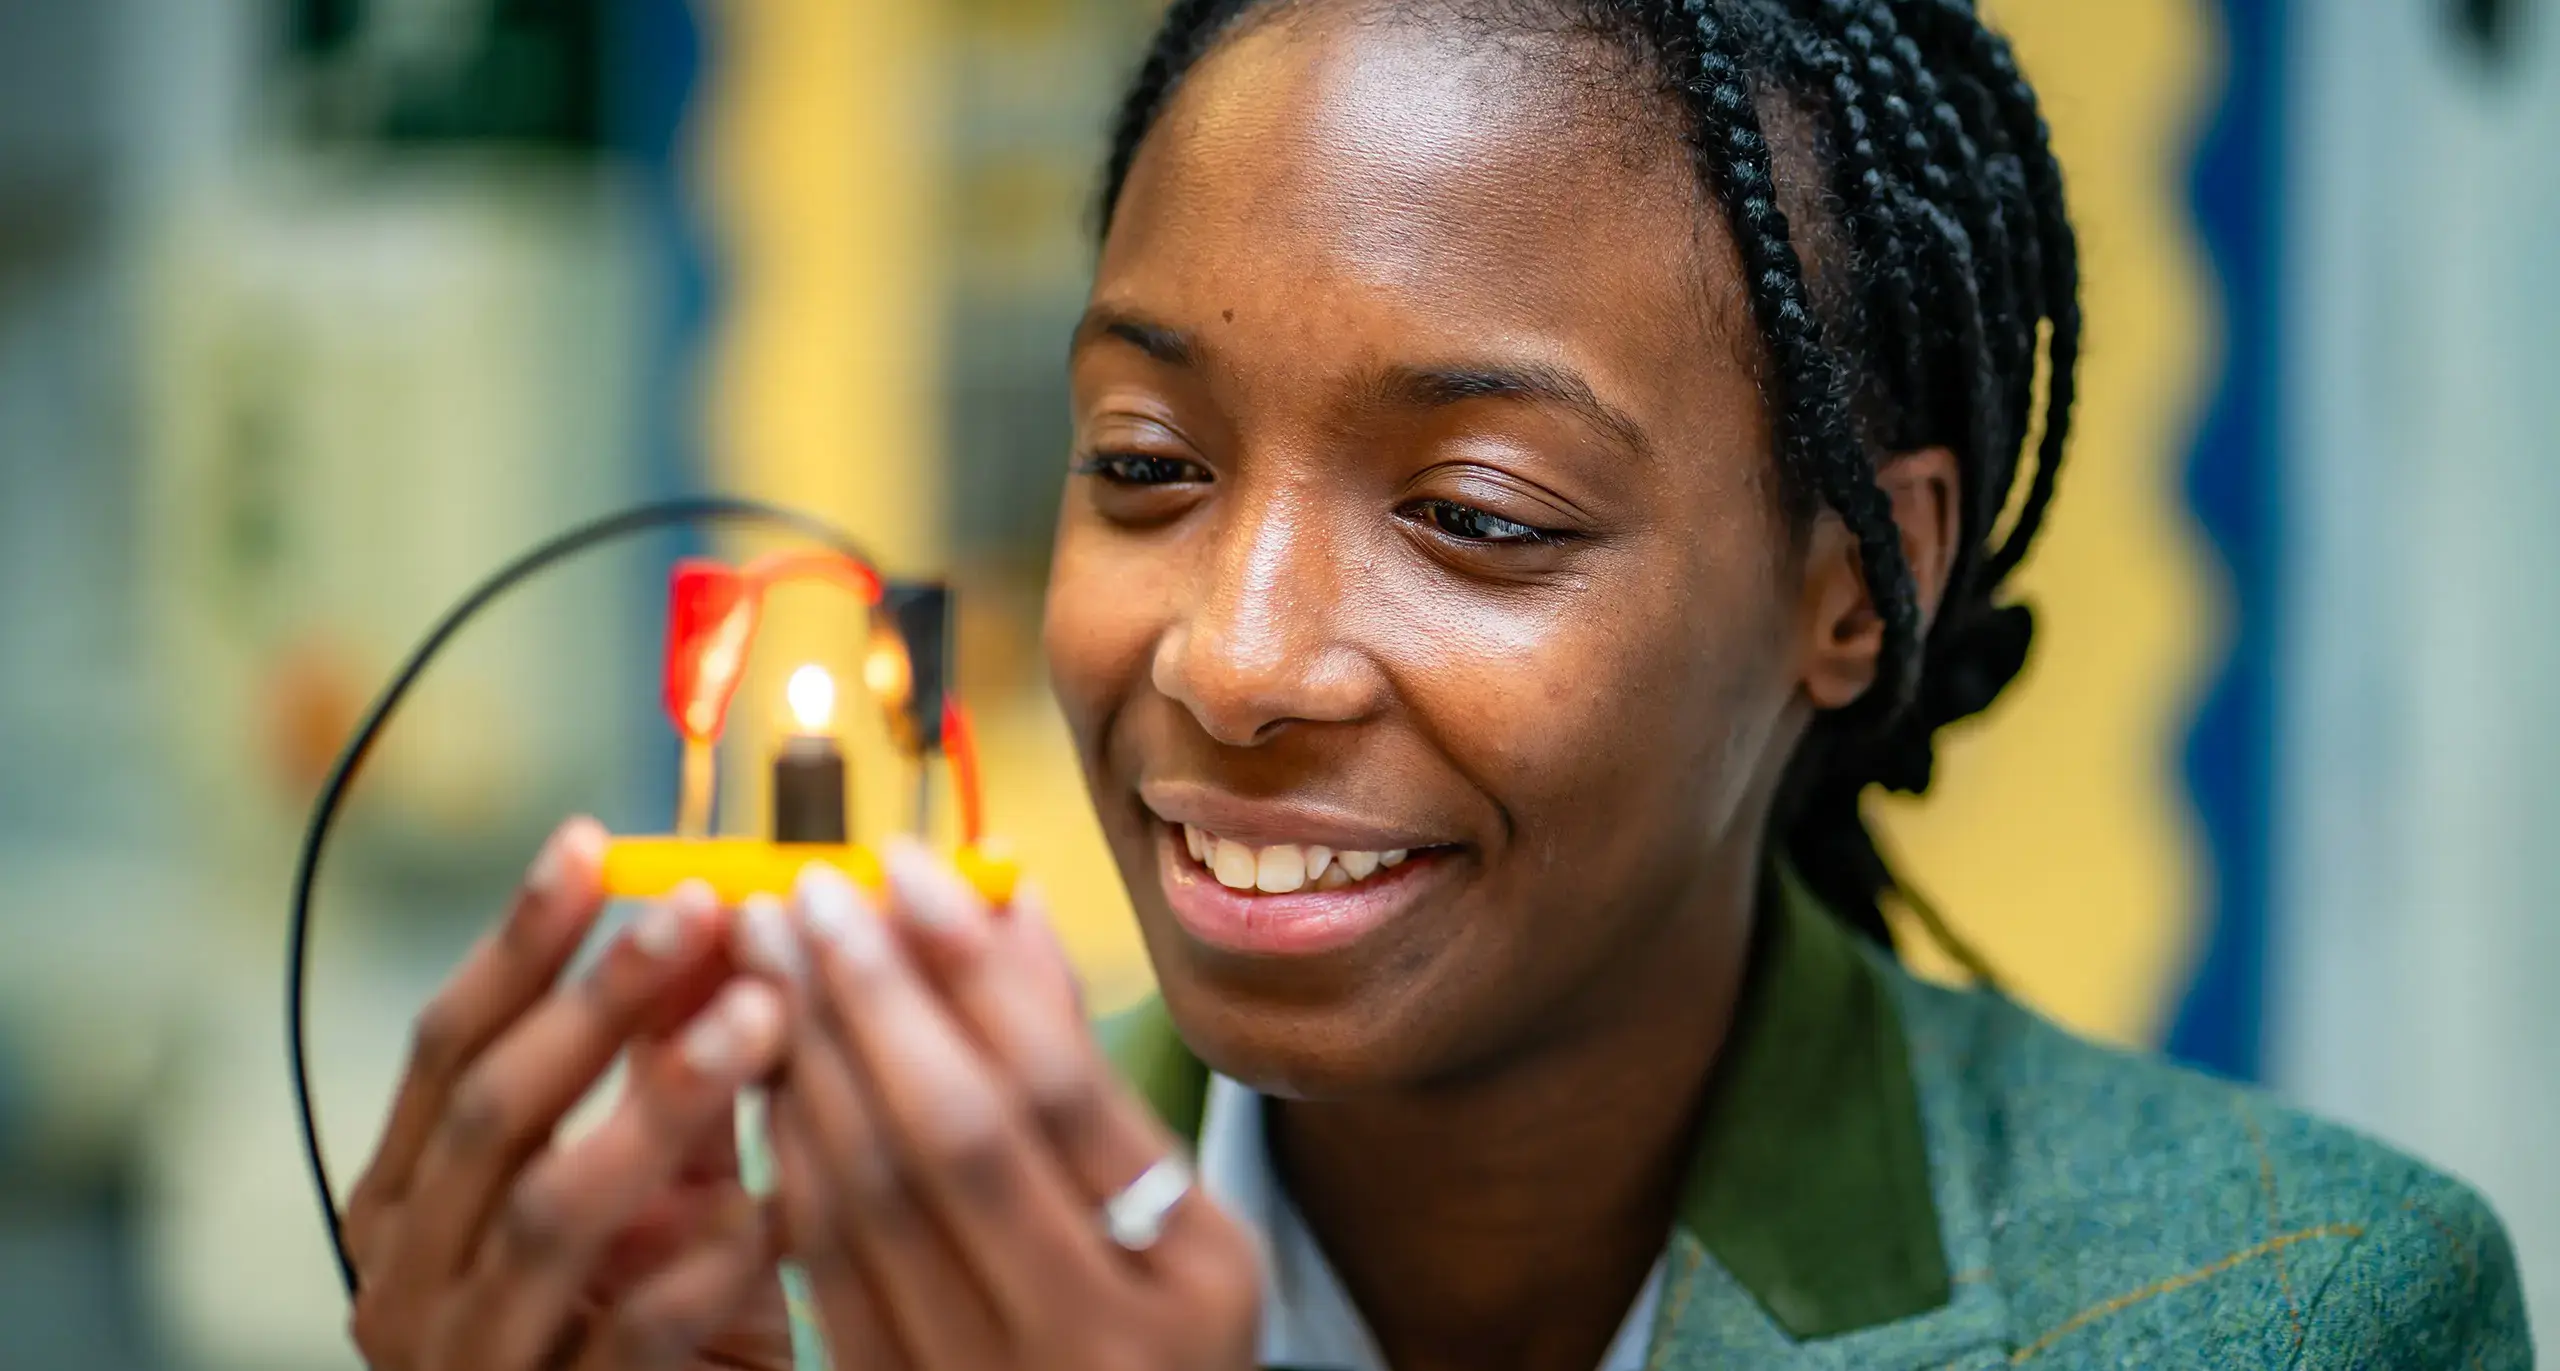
top-left (754, 844), bottom-right (1262, 1371)
top-left (343, 818), bottom-right (799, 1370)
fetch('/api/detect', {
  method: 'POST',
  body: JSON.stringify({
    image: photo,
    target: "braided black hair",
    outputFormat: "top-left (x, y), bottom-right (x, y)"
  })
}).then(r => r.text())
top-left (1094, 0), bottom-right (2079, 955)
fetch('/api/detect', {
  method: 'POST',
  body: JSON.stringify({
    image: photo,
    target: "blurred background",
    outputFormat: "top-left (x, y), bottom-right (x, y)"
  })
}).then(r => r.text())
top-left (0, 0), bottom-right (2549, 1365)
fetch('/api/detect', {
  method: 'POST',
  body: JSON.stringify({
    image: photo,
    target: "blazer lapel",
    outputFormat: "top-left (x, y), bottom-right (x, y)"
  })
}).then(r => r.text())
top-left (1644, 870), bottom-right (2011, 1367)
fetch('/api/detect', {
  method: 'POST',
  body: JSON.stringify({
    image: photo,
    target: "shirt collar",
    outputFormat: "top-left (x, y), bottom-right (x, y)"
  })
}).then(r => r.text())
top-left (1101, 863), bottom-right (1950, 1343)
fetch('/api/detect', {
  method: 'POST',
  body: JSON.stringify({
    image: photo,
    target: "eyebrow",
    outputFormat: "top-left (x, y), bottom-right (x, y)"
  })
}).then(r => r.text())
top-left (1071, 306), bottom-right (1200, 368)
top-left (1072, 307), bottom-right (1650, 459)
top-left (1370, 361), bottom-right (1652, 460)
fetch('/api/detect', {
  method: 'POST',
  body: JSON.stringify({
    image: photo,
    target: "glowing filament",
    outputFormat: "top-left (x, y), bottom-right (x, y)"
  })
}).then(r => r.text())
top-left (787, 664), bottom-right (837, 734)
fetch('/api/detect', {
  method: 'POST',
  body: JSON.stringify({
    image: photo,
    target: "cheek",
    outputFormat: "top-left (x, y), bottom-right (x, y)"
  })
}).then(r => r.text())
top-left (1386, 537), bottom-right (1794, 867)
top-left (1042, 508), bottom-right (1169, 759)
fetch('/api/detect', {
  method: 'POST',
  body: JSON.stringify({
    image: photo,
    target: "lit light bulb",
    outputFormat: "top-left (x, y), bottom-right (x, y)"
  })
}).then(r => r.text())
top-left (786, 664), bottom-right (836, 734)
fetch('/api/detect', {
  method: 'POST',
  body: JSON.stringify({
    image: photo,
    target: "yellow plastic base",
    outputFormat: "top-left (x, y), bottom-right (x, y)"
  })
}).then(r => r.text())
top-left (601, 837), bottom-right (1019, 907)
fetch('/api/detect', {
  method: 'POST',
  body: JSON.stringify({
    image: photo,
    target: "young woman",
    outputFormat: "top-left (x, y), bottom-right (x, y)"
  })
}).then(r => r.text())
top-left (339, 1), bottom-right (2532, 1368)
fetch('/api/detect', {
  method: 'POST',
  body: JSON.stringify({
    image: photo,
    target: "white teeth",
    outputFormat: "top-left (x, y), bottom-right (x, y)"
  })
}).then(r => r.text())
top-left (1211, 838), bottom-right (1259, 890)
top-left (1255, 845), bottom-right (1307, 893)
top-left (1177, 823), bottom-right (1417, 895)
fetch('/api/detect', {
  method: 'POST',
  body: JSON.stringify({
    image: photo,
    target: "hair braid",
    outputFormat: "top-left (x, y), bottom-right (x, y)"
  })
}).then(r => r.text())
top-left (1738, 2), bottom-right (2016, 946)
top-left (1649, 0), bottom-right (1928, 723)
top-left (1908, 0), bottom-right (2080, 580)
top-left (1886, 19), bottom-right (2025, 387)
top-left (1776, 18), bottom-right (1933, 407)
top-left (1763, 8), bottom-right (1996, 618)
top-left (1836, 0), bottom-right (2032, 470)
top-left (1792, 0), bottom-right (2029, 595)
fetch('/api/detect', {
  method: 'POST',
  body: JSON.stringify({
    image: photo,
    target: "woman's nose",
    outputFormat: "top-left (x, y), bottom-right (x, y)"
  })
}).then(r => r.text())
top-left (1150, 501), bottom-right (1380, 747)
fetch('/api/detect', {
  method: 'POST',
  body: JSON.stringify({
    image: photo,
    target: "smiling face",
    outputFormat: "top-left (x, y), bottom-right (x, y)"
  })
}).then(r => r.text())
top-left (1046, 4), bottom-right (1857, 1095)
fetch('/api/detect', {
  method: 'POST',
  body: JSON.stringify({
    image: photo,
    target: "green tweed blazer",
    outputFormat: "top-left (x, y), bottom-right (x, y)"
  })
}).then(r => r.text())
top-left (1102, 873), bottom-right (2535, 1369)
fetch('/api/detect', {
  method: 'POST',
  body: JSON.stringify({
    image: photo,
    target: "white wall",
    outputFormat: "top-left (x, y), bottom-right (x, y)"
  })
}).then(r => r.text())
top-left (2276, 0), bottom-right (2560, 1336)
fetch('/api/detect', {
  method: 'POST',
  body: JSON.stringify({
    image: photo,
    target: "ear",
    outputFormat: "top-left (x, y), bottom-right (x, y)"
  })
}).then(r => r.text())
top-left (1797, 446), bottom-right (1963, 711)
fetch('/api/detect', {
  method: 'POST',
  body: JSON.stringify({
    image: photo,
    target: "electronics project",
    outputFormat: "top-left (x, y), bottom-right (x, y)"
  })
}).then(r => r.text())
top-left (285, 495), bottom-right (1015, 1296)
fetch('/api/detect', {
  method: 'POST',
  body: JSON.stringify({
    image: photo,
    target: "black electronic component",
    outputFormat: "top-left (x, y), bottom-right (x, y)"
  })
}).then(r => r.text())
top-left (885, 580), bottom-right (952, 752)
top-left (771, 733), bottom-right (849, 843)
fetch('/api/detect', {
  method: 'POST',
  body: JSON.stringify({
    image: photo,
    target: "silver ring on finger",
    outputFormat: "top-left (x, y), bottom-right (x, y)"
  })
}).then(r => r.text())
top-left (1100, 1153), bottom-right (1194, 1253)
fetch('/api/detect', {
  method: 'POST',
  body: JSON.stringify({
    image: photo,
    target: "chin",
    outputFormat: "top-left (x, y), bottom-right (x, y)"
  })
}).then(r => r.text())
top-left (1138, 918), bottom-right (1520, 1100)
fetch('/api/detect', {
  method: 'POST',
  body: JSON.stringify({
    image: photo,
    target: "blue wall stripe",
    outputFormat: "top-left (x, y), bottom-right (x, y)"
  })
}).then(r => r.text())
top-left (2168, 0), bottom-right (2283, 1081)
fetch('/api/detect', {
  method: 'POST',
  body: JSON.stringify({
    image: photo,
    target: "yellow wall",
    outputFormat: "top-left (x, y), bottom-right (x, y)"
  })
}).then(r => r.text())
top-left (699, 0), bottom-right (952, 846)
top-left (700, 2), bottom-right (2222, 1036)
top-left (697, 0), bottom-right (1158, 1007)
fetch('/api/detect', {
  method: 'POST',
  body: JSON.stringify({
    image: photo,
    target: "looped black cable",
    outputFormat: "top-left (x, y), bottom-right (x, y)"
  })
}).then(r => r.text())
top-left (288, 495), bottom-right (883, 1300)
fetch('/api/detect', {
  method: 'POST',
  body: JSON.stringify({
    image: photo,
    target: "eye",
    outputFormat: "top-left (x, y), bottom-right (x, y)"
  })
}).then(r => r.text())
top-left (1410, 499), bottom-right (1561, 546)
top-left (1074, 452), bottom-right (1211, 486)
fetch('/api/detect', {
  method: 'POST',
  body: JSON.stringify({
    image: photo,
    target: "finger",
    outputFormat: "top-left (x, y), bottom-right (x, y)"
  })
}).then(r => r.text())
top-left (569, 1176), bottom-right (778, 1370)
top-left (458, 979), bottom-right (789, 1369)
top-left (799, 859), bottom-right (1114, 1331)
top-left (610, 890), bottom-right (809, 1210)
top-left (917, 876), bottom-right (1083, 1022)
top-left (716, 887), bottom-right (823, 1204)
top-left (348, 817), bottom-right (609, 1248)
top-left (418, 1299), bottom-right (588, 1371)
top-left (770, 917), bottom-right (1002, 1369)
top-left (537, 954), bottom-right (756, 1325)
top-left (630, 926), bottom-right (749, 1042)
top-left (766, 1086), bottom-right (912, 1371)
top-left (882, 874), bottom-right (1256, 1339)
top-left (576, 1197), bottom-right (773, 1371)
top-left (729, 890), bottom-right (813, 1011)
top-left (892, 862), bottom-right (1169, 1216)
top-left (665, 1090), bottom-right (745, 1191)
top-left (586, 1176), bottom-right (756, 1303)
top-left (366, 881), bottom-right (726, 1315)
top-left (1005, 881), bottom-right (1090, 1021)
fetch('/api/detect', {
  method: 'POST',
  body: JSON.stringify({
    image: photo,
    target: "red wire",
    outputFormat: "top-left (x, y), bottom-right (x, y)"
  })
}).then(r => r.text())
top-left (942, 696), bottom-right (985, 848)
top-left (742, 549), bottom-right (884, 605)
top-left (670, 551), bottom-right (885, 749)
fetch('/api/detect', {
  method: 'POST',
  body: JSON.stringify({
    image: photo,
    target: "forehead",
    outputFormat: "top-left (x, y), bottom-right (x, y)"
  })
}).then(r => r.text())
top-left (1098, 3), bottom-right (1754, 372)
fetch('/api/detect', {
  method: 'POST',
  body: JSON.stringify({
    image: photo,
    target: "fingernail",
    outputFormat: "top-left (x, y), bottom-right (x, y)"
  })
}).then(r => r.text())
top-left (632, 900), bottom-right (685, 958)
top-left (735, 894), bottom-right (805, 985)
top-left (884, 838), bottom-right (981, 932)
top-left (634, 878), bottom-right (717, 959)
top-left (670, 878), bottom-right (720, 922)
top-left (681, 1007), bottom-right (736, 1073)
top-left (682, 982), bottom-right (771, 1074)
top-left (531, 817), bottom-right (605, 901)
top-left (796, 863), bottom-right (889, 969)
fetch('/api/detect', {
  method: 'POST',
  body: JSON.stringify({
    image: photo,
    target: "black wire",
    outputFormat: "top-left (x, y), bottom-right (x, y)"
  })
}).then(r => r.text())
top-left (289, 494), bottom-right (884, 1300)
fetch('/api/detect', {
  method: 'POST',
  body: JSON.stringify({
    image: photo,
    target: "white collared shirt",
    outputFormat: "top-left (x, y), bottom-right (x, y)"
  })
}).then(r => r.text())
top-left (1194, 1073), bottom-right (1666, 1371)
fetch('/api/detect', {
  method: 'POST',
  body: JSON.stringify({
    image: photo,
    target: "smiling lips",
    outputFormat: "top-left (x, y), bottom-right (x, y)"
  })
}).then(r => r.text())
top-left (1179, 823), bottom-right (1412, 894)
